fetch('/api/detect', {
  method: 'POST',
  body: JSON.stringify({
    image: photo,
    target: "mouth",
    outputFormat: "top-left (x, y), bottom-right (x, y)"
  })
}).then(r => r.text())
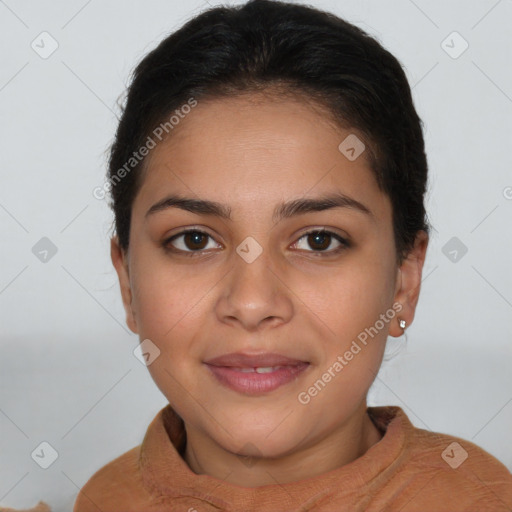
top-left (203, 352), bottom-right (310, 395)
top-left (204, 352), bottom-right (309, 367)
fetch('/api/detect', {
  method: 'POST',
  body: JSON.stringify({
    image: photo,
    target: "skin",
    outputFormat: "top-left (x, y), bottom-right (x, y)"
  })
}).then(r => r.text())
top-left (111, 91), bottom-right (428, 487)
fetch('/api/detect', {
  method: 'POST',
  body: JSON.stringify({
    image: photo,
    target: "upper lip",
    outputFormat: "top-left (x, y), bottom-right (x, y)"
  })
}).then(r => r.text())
top-left (204, 352), bottom-right (309, 368)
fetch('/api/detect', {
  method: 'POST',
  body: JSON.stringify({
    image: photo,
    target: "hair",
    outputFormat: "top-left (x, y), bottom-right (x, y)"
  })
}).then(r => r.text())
top-left (107, 0), bottom-right (431, 265)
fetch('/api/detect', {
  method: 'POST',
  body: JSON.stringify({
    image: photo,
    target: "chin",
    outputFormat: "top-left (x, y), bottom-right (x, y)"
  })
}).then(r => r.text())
top-left (218, 426), bottom-right (303, 460)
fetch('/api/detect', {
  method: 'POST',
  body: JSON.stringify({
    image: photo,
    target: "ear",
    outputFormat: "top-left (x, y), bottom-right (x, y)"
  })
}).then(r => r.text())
top-left (110, 236), bottom-right (138, 334)
top-left (389, 230), bottom-right (429, 337)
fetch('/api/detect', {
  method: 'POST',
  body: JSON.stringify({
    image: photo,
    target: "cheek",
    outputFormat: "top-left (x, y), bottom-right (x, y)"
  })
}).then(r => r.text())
top-left (298, 258), bottom-right (393, 335)
top-left (299, 270), bottom-right (391, 405)
top-left (129, 254), bottom-right (208, 340)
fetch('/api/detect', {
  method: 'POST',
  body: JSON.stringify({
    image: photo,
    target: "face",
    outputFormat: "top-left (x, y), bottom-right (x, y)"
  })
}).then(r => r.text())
top-left (112, 92), bottom-right (427, 460)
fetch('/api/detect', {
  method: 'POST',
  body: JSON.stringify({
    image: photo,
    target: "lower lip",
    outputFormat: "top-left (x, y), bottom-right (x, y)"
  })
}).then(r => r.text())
top-left (205, 363), bottom-right (310, 395)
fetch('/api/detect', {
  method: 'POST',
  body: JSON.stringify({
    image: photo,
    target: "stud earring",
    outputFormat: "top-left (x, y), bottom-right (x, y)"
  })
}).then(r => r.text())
top-left (398, 318), bottom-right (406, 330)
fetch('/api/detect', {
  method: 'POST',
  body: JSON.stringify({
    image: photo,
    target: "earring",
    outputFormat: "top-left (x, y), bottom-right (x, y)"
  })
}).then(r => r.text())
top-left (398, 318), bottom-right (406, 329)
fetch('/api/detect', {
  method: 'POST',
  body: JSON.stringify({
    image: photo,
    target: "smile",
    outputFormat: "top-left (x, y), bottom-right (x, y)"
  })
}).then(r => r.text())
top-left (204, 362), bottom-right (310, 395)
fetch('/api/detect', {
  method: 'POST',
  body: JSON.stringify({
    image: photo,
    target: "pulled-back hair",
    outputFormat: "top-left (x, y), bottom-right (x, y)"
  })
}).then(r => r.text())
top-left (107, 0), bottom-right (431, 264)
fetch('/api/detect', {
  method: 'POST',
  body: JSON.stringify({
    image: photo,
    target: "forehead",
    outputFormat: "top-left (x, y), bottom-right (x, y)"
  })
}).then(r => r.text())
top-left (133, 93), bottom-right (391, 223)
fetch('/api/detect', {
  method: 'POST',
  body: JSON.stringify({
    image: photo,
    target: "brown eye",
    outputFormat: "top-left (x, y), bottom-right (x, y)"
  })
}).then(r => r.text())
top-left (294, 230), bottom-right (349, 254)
top-left (165, 229), bottom-right (219, 254)
top-left (307, 232), bottom-right (331, 251)
top-left (182, 231), bottom-right (209, 250)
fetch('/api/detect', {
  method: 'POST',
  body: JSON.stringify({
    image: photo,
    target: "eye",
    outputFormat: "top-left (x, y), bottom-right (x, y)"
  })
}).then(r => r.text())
top-left (292, 229), bottom-right (349, 254)
top-left (163, 228), bottom-right (349, 257)
top-left (164, 229), bottom-right (220, 256)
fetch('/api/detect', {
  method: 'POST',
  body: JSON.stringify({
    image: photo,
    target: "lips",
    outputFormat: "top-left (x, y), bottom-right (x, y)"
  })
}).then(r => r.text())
top-left (203, 352), bottom-right (310, 395)
top-left (204, 352), bottom-right (308, 368)
top-left (205, 364), bottom-right (309, 394)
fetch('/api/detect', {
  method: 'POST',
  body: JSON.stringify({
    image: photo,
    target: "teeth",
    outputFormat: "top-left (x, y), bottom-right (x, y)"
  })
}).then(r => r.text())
top-left (235, 366), bottom-right (283, 373)
top-left (256, 366), bottom-right (279, 373)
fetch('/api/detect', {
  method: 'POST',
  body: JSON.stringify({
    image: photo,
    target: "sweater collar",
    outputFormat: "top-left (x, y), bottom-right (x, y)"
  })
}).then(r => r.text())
top-left (139, 404), bottom-right (408, 510)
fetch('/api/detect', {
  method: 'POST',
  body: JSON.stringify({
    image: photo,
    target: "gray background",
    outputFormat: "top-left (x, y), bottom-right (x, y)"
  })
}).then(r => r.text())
top-left (1, 0), bottom-right (511, 510)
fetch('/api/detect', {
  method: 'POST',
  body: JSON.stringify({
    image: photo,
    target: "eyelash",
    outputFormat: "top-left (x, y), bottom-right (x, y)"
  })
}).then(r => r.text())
top-left (163, 228), bottom-right (350, 258)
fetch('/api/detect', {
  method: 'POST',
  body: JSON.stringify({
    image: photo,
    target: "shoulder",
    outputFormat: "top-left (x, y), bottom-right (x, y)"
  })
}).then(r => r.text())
top-left (398, 422), bottom-right (512, 510)
top-left (73, 444), bottom-right (153, 512)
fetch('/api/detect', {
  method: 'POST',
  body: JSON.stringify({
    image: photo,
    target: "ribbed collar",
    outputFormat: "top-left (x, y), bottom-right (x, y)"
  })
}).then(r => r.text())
top-left (139, 404), bottom-right (408, 510)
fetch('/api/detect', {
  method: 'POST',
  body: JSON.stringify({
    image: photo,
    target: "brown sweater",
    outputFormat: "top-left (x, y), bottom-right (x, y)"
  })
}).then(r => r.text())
top-left (72, 404), bottom-right (512, 511)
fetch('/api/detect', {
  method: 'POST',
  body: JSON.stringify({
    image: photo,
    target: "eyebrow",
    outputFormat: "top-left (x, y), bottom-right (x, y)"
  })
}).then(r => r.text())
top-left (145, 192), bottom-right (374, 222)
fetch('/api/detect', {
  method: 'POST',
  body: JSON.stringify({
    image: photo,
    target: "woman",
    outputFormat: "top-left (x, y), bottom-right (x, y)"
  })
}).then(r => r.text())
top-left (73, 0), bottom-right (512, 510)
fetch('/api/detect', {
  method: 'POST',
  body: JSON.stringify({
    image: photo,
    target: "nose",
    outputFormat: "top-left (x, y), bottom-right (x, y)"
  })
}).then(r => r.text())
top-left (215, 243), bottom-right (294, 332)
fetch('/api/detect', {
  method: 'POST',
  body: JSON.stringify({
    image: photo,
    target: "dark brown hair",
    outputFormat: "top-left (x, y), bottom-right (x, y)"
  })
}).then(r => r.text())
top-left (107, 0), bottom-right (431, 264)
